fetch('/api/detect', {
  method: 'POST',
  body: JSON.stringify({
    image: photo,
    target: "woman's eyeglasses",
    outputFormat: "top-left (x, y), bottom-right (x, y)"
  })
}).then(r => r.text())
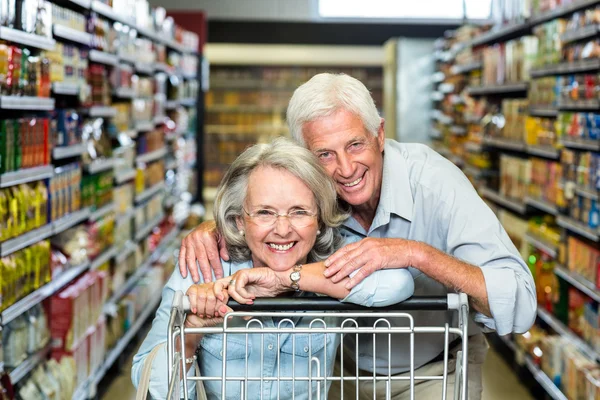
top-left (243, 208), bottom-right (317, 228)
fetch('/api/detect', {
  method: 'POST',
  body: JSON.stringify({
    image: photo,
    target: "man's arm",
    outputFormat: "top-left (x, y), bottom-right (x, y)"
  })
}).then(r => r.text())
top-left (178, 220), bottom-right (229, 283)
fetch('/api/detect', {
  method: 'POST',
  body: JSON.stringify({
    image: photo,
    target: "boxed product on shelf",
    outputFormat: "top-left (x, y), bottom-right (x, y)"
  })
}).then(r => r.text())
top-left (482, 37), bottom-right (537, 86)
top-left (89, 15), bottom-right (116, 53)
top-left (86, 213), bottom-right (115, 258)
top-left (499, 154), bottom-right (530, 202)
top-left (563, 345), bottom-right (597, 399)
top-left (82, 121), bottom-right (113, 166)
top-left (528, 77), bottom-right (560, 108)
top-left (528, 158), bottom-right (564, 206)
top-left (88, 64), bottom-right (112, 106)
top-left (3, 304), bottom-right (49, 369)
top-left (499, 210), bottom-right (529, 257)
top-left (52, 109), bottom-right (82, 147)
top-left (557, 112), bottom-right (600, 142)
top-left (528, 245), bottom-right (558, 308)
top-left (137, 129), bottom-right (165, 154)
top-left (0, 182), bottom-right (49, 241)
top-left (132, 98), bottom-right (153, 123)
top-left (567, 235), bottom-right (600, 286)
top-left (135, 160), bottom-right (164, 193)
top-left (533, 20), bottom-right (566, 67)
top-left (51, 225), bottom-right (90, 266)
top-left (52, 5), bottom-right (86, 32)
top-left (135, 195), bottom-right (163, 230)
top-left (81, 171), bottom-right (114, 210)
top-left (0, 117), bottom-right (51, 173)
top-left (110, 63), bottom-right (134, 91)
top-left (49, 163), bottom-right (82, 222)
top-left (528, 216), bottom-right (562, 250)
top-left (525, 116), bottom-right (559, 147)
top-left (0, 45), bottom-right (51, 97)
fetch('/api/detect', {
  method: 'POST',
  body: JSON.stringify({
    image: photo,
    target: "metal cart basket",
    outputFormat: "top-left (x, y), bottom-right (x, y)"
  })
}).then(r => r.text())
top-left (167, 291), bottom-right (469, 400)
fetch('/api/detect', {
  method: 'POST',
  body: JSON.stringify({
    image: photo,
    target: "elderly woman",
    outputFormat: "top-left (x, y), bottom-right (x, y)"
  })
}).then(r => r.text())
top-left (131, 138), bottom-right (414, 399)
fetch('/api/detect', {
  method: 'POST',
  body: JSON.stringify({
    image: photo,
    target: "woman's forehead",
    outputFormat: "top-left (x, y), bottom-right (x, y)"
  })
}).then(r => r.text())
top-left (245, 166), bottom-right (316, 207)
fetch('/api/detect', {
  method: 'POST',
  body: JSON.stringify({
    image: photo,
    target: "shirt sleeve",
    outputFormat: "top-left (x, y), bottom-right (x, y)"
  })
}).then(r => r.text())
top-left (434, 172), bottom-right (537, 335)
top-left (131, 267), bottom-right (198, 399)
top-left (338, 236), bottom-right (415, 307)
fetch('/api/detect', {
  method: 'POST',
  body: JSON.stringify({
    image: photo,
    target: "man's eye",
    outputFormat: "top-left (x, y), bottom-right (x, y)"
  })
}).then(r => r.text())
top-left (350, 142), bottom-right (363, 149)
top-left (319, 152), bottom-right (332, 159)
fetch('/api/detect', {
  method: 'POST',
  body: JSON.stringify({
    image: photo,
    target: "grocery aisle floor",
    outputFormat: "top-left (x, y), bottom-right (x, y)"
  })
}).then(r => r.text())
top-left (102, 331), bottom-right (533, 400)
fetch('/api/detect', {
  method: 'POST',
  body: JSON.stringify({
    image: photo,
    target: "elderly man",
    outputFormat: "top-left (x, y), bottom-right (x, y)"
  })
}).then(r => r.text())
top-left (178, 73), bottom-right (536, 399)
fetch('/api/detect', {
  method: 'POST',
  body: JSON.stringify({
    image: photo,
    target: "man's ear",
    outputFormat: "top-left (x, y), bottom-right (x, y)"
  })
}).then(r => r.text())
top-left (377, 118), bottom-right (385, 151)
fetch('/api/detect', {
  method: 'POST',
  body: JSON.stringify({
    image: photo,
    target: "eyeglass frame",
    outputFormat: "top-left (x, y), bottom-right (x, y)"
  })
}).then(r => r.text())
top-left (242, 207), bottom-right (318, 227)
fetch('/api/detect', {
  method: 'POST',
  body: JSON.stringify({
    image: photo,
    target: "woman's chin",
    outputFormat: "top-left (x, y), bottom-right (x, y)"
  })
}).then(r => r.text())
top-left (259, 252), bottom-right (308, 272)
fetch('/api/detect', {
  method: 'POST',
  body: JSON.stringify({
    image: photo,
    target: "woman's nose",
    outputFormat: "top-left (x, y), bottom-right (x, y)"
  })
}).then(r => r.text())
top-left (273, 215), bottom-right (292, 235)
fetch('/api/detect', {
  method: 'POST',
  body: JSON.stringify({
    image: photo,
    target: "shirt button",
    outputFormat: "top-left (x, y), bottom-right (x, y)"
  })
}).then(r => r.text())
top-left (268, 344), bottom-right (274, 350)
top-left (220, 350), bottom-right (223, 357)
top-left (304, 346), bottom-right (309, 353)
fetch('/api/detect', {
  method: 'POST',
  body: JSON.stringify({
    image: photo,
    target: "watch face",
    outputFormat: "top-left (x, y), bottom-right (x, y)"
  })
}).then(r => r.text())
top-left (290, 271), bottom-right (301, 281)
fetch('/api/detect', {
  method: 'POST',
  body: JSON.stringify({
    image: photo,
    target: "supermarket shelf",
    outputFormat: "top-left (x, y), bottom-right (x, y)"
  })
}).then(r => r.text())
top-left (114, 168), bottom-right (137, 184)
top-left (0, 95), bottom-right (55, 110)
top-left (87, 106), bottom-right (117, 118)
top-left (466, 82), bottom-right (528, 96)
top-left (134, 212), bottom-right (165, 242)
top-left (119, 53), bottom-right (136, 65)
top-left (481, 188), bottom-right (527, 215)
top-left (52, 24), bottom-right (91, 46)
top-left (89, 49), bottom-right (119, 66)
top-left (115, 208), bottom-right (135, 226)
top-left (135, 120), bottom-right (154, 132)
top-left (9, 341), bottom-right (52, 385)
top-left (537, 307), bottom-right (600, 363)
top-left (558, 99), bottom-right (600, 110)
top-left (135, 181), bottom-right (166, 204)
top-left (114, 241), bottom-right (136, 263)
top-left (165, 100), bottom-right (179, 110)
top-left (559, 137), bottom-right (600, 151)
top-left (1, 260), bottom-right (91, 326)
top-left (464, 142), bottom-right (483, 152)
top-left (0, 27), bottom-right (55, 50)
top-left (53, 143), bottom-right (86, 159)
top-left (180, 98), bottom-right (196, 107)
top-left (206, 104), bottom-right (287, 113)
top-left (451, 61), bottom-right (482, 75)
top-left (482, 137), bottom-right (526, 152)
top-left (450, 126), bottom-right (466, 136)
top-left (0, 224), bottom-right (53, 257)
top-left (90, 0), bottom-right (134, 26)
top-left (554, 264), bottom-right (600, 302)
top-left (528, 107), bottom-right (558, 118)
top-left (575, 184), bottom-right (599, 200)
top-left (524, 196), bottom-right (558, 215)
top-left (531, 59), bottom-right (600, 77)
top-left (52, 208), bottom-right (92, 235)
top-left (531, 0), bottom-right (600, 26)
top-left (526, 145), bottom-right (560, 159)
top-left (0, 165), bottom-right (54, 188)
top-left (556, 215), bottom-right (599, 241)
top-left (136, 147), bottom-right (167, 164)
top-left (65, 0), bottom-right (91, 8)
top-left (52, 81), bottom-right (81, 96)
top-left (135, 62), bottom-right (154, 75)
top-left (165, 158), bottom-right (179, 170)
top-left (523, 355), bottom-right (567, 400)
top-left (89, 202), bottom-right (115, 222)
top-left (561, 24), bottom-right (600, 43)
top-left (85, 158), bottom-right (115, 174)
top-left (524, 233), bottom-right (558, 258)
top-left (87, 290), bottom-right (162, 396)
top-left (154, 62), bottom-right (170, 72)
top-left (90, 245), bottom-right (119, 271)
top-left (113, 87), bottom-right (135, 99)
top-left (471, 22), bottom-right (531, 47)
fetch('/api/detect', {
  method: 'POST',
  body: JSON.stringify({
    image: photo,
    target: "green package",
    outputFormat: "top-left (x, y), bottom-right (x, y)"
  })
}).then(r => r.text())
top-left (13, 120), bottom-right (21, 171)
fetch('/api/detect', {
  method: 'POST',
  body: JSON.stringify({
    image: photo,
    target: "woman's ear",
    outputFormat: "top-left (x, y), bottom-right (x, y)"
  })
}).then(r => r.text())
top-left (235, 216), bottom-right (245, 233)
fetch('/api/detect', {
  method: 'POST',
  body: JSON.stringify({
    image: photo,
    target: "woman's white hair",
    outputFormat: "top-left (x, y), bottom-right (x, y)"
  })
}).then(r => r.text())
top-left (213, 137), bottom-right (348, 263)
top-left (286, 73), bottom-right (381, 145)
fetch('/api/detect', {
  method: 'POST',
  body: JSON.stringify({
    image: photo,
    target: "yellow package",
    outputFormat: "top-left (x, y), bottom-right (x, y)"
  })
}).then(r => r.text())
top-left (0, 189), bottom-right (7, 241)
top-left (40, 240), bottom-right (51, 285)
top-left (0, 258), bottom-right (4, 312)
top-left (34, 181), bottom-right (48, 227)
top-left (21, 247), bottom-right (32, 296)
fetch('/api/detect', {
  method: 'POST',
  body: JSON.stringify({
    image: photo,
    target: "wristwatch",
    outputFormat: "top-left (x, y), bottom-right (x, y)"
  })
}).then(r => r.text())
top-left (290, 264), bottom-right (302, 291)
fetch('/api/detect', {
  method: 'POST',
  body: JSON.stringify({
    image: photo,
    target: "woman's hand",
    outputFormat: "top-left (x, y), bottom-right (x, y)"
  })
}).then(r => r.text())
top-left (214, 268), bottom-right (290, 305)
top-left (186, 283), bottom-right (233, 320)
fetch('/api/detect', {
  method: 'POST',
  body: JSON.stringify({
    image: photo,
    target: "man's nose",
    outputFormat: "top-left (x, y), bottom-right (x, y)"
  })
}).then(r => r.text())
top-left (337, 153), bottom-right (353, 177)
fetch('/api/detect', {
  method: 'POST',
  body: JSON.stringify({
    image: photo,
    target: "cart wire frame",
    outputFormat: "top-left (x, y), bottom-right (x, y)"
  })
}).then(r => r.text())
top-left (166, 292), bottom-right (469, 400)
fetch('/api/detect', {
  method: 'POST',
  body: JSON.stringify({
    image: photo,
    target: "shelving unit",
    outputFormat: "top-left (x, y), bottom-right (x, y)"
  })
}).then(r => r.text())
top-left (432, 4), bottom-right (600, 398)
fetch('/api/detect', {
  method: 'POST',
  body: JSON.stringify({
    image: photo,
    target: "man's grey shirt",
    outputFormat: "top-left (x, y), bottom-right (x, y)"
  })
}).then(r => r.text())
top-left (341, 140), bottom-right (536, 373)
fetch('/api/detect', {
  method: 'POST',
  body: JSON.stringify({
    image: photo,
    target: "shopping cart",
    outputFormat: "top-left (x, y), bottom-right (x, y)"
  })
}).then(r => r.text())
top-left (166, 291), bottom-right (469, 400)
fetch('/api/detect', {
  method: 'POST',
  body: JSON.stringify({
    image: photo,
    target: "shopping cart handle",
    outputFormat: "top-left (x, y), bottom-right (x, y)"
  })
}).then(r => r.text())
top-left (224, 296), bottom-right (451, 311)
top-left (176, 293), bottom-right (465, 312)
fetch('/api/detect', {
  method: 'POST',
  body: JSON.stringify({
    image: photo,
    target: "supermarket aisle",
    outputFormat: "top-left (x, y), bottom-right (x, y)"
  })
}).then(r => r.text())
top-left (103, 334), bottom-right (533, 400)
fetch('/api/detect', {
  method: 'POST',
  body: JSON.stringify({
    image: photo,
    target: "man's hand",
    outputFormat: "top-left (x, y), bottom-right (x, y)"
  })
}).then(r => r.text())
top-left (214, 268), bottom-right (290, 305)
top-left (178, 220), bottom-right (229, 283)
top-left (323, 238), bottom-right (415, 289)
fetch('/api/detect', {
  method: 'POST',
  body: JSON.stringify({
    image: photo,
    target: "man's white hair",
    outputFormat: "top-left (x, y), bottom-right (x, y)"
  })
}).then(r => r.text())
top-left (286, 73), bottom-right (381, 145)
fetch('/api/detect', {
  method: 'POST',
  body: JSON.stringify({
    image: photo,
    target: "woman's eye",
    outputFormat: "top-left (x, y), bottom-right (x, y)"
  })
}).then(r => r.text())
top-left (256, 209), bottom-right (274, 216)
top-left (292, 210), bottom-right (310, 216)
